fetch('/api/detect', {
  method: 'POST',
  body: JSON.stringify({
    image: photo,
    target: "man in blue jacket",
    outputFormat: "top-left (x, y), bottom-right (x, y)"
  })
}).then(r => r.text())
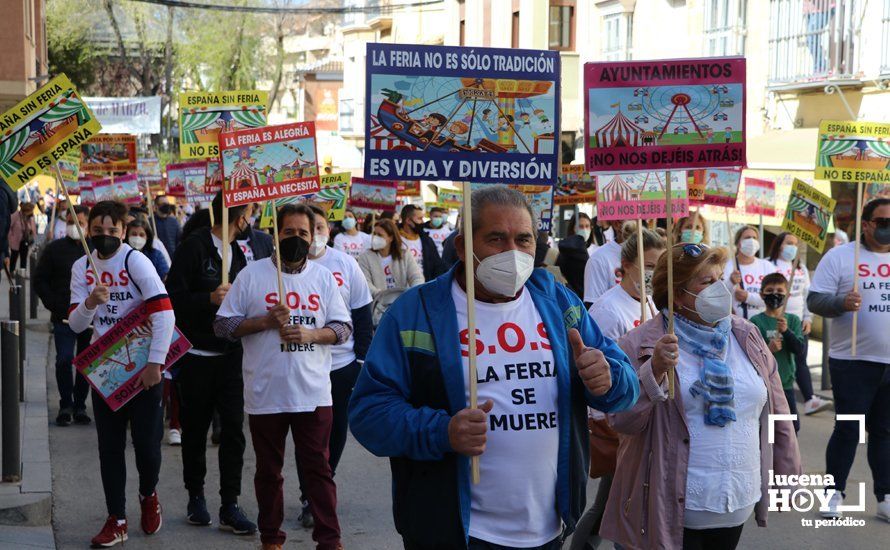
top-left (349, 186), bottom-right (638, 550)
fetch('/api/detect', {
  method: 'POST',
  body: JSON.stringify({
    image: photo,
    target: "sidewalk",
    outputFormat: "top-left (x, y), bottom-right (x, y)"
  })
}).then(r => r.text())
top-left (0, 276), bottom-right (55, 549)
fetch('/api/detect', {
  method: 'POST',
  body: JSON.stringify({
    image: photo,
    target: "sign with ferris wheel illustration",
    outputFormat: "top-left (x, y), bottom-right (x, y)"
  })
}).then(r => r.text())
top-left (584, 58), bottom-right (746, 173)
top-left (365, 43), bottom-right (560, 185)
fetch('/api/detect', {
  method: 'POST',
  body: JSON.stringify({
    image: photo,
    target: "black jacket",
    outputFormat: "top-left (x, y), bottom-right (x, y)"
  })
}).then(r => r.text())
top-left (247, 228), bottom-right (273, 260)
top-left (0, 182), bottom-right (17, 260)
top-left (34, 236), bottom-right (90, 323)
top-left (557, 234), bottom-right (590, 299)
top-left (440, 229), bottom-right (459, 270)
top-left (166, 227), bottom-right (247, 352)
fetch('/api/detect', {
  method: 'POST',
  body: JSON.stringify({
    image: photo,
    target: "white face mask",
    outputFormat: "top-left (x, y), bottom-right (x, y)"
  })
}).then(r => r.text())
top-left (633, 267), bottom-right (655, 296)
top-left (310, 234), bottom-right (328, 256)
top-left (684, 280), bottom-right (733, 323)
top-left (603, 226), bottom-right (616, 242)
top-left (66, 224), bottom-right (82, 241)
top-left (576, 228), bottom-right (591, 242)
top-left (474, 250), bottom-right (535, 298)
top-left (371, 235), bottom-right (388, 251)
top-left (739, 237), bottom-right (760, 257)
top-left (780, 244), bottom-right (798, 262)
top-left (128, 236), bottom-right (147, 251)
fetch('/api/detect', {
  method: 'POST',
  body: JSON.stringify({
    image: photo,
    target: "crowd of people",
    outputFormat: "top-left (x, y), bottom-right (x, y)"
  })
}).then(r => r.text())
top-left (6, 181), bottom-right (890, 550)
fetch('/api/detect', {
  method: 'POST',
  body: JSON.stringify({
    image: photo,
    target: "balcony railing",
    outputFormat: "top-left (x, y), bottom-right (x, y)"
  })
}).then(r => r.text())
top-left (882, 0), bottom-right (890, 73)
top-left (768, 0), bottom-right (862, 86)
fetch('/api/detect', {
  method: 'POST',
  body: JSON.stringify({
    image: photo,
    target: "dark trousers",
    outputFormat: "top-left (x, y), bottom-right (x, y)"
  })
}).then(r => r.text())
top-left (164, 379), bottom-right (180, 430)
top-left (403, 538), bottom-right (561, 550)
top-left (682, 525), bottom-right (744, 550)
top-left (249, 408), bottom-right (339, 549)
top-left (783, 389), bottom-right (800, 433)
top-left (176, 352), bottom-right (245, 503)
top-left (9, 242), bottom-right (29, 271)
top-left (298, 360), bottom-right (361, 499)
top-left (52, 321), bottom-right (91, 411)
top-left (569, 474), bottom-right (613, 550)
top-left (793, 336), bottom-right (815, 402)
top-left (826, 358), bottom-right (890, 499)
top-left (92, 384), bottom-right (164, 518)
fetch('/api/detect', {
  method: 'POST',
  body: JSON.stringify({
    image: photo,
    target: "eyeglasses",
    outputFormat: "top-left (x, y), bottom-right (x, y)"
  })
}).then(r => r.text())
top-left (674, 243), bottom-right (710, 258)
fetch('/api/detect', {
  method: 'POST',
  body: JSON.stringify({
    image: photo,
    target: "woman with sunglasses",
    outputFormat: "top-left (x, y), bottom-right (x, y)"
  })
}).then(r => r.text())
top-left (724, 225), bottom-right (778, 319)
top-left (600, 243), bottom-right (800, 550)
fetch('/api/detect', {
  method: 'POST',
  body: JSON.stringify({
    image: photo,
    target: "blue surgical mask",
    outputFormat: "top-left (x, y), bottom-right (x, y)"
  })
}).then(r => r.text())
top-left (342, 217), bottom-right (357, 230)
top-left (780, 244), bottom-right (798, 262)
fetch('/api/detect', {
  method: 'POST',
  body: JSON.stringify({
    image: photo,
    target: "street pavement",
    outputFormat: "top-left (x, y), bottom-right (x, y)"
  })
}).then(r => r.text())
top-left (40, 334), bottom-right (887, 549)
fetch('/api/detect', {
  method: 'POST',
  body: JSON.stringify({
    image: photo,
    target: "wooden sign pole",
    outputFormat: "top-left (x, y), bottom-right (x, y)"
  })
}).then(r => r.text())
top-left (851, 181), bottom-right (863, 357)
top-left (53, 164), bottom-right (98, 276)
top-left (269, 200), bottom-right (285, 302)
top-left (637, 220), bottom-right (647, 323)
top-left (221, 196), bottom-right (230, 286)
top-left (462, 185), bottom-right (481, 485)
top-left (665, 171), bottom-right (675, 399)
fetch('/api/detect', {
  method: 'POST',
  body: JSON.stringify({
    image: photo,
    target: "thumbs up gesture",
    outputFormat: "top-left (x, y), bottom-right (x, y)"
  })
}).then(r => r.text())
top-left (569, 328), bottom-right (612, 396)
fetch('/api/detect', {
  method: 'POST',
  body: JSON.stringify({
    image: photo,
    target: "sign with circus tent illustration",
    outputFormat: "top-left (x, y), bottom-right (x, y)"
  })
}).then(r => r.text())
top-left (365, 43), bottom-right (560, 185)
top-left (584, 58), bottom-right (746, 173)
top-left (815, 120), bottom-right (890, 183)
top-left (81, 133), bottom-right (137, 173)
top-left (93, 174), bottom-right (142, 205)
top-left (349, 178), bottom-right (398, 212)
top-left (689, 167), bottom-right (742, 207)
top-left (74, 302), bottom-right (191, 412)
top-left (138, 156), bottom-right (164, 194)
top-left (220, 121), bottom-right (320, 207)
top-left (78, 177), bottom-right (97, 205)
top-left (275, 171), bottom-right (351, 222)
top-left (396, 180), bottom-right (421, 197)
top-left (555, 164), bottom-right (597, 205)
top-left (0, 74), bottom-right (102, 189)
top-left (179, 90), bottom-right (268, 159)
top-left (55, 148), bottom-right (82, 194)
top-left (782, 179), bottom-right (836, 253)
top-left (745, 178), bottom-right (776, 217)
top-left (165, 161), bottom-right (205, 198)
top-left (205, 159), bottom-right (223, 195)
top-left (596, 171), bottom-right (689, 221)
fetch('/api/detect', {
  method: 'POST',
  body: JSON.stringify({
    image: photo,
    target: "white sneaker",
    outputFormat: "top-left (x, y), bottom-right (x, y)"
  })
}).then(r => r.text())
top-left (804, 396), bottom-right (831, 415)
top-left (820, 491), bottom-right (843, 518)
top-left (168, 429), bottom-right (181, 446)
top-left (878, 495), bottom-right (890, 523)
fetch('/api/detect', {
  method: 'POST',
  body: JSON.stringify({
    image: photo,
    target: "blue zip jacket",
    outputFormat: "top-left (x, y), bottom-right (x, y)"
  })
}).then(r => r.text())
top-left (349, 265), bottom-right (639, 546)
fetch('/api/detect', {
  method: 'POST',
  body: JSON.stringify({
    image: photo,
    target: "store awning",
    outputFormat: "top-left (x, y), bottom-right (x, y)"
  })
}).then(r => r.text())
top-left (746, 128), bottom-right (819, 171)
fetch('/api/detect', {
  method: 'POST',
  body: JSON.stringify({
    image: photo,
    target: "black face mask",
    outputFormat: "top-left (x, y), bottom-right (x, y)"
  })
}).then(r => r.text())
top-left (158, 204), bottom-right (175, 215)
top-left (278, 236), bottom-right (310, 264)
top-left (763, 293), bottom-right (786, 310)
top-left (235, 219), bottom-right (251, 241)
top-left (92, 235), bottom-right (121, 257)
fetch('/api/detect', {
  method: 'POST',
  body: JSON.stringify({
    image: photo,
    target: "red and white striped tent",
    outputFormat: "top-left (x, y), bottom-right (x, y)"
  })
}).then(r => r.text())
top-left (595, 110), bottom-right (648, 147)
top-left (369, 114), bottom-right (417, 151)
top-left (229, 162), bottom-right (261, 189)
top-left (601, 175), bottom-right (634, 202)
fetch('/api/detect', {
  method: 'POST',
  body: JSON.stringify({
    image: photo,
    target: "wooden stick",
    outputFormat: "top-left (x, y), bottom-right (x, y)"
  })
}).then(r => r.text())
top-left (758, 214), bottom-right (765, 259)
top-left (53, 164), bottom-right (98, 276)
top-left (208, 204), bottom-right (216, 227)
top-left (462, 185), bottom-right (481, 485)
top-left (665, 171), bottom-right (675, 399)
top-left (144, 180), bottom-right (159, 238)
top-left (637, 220), bottom-right (647, 323)
top-left (221, 193), bottom-right (230, 286)
top-left (725, 207), bottom-right (734, 258)
top-left (48, 176), bottom-right (61, 240)
top-left (270, 200), bottom-right (285, 302)
top-left (851, 181), bottom-right (863, 357)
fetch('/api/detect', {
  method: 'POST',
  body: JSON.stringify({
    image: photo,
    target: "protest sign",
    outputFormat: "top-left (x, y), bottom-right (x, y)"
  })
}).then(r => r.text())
top-left (365, 43), bottom-right (560, 184)
top-left (275, 171), bottom-right (351, 222)
top-left (81, 133), bottom-right (137, 172)
top-left (349, 177), bottom-right (398, 212)
top-left (205, 159), bottom-right (223, 194)
top-left (56, 148), bottom-right (82, 194)
top-left (73, 303), bottom-right (192, 412)
top-left (687, 171), bottom-right (706, 203)
top-left (782, 179), bottom-right (836, 253)
top-left (495, 184), bottom-right (554, 231)
top-left (745, 177), bottom-right (776, 217)
top-left (219, 121), bottom-right (320, 207)
top-left (596, 171), bottom-right (689, 221)
top-left (137, 156), bottom-right (164, 193)
top-left (93, 173), bottom-right (142, 204)
top-left (554, 164), bottom-right (597, 205)
top-left (78, 177), bottom-right (96, 205)
top-left (691, 167), bottom-right (743, 207)
top-left (179, 90), bottom-right (268, 159)
top-left (815, 120), bottom-right (890, 183)
top-left (84, 96), bottom-right (162, 134)
top-left (165, 161), bottom-right (205, 198)
top-left (426, 188), bottom-right (463, 210)
top-left (396, 180), bottom-right (421, 197)
top-left (584, 58), bottom-right (746, 173)
top-left (0, 74), bottom-right (102, 189)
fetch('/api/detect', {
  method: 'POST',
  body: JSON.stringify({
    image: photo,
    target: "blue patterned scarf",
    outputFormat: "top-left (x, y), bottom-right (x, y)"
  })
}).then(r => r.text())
top-left (670, 312), bottom-right (736, 427)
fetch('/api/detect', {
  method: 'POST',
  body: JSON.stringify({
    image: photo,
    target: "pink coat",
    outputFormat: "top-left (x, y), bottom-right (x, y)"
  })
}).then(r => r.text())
top-left (7, 211), bottom-right (37, 252)
top-left (599, 313), bottom-right (801, 550)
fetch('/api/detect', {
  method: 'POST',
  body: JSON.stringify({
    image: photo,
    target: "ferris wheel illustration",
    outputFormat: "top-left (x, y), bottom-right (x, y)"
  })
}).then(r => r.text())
top-left (94, 327), bottom-right (152, 395)
top-left (638, 86), bottom-right (728, 139)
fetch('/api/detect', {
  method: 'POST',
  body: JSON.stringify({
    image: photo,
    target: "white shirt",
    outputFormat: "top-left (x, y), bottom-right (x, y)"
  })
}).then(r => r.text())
top-left (217, 259), bottom-right (351, 414)
top-left (237, 239), bottom-right (255, 263)
top-left (427, 226), bottom-right (452, 256)
top-left (311, 246), bottom-right (373, 370)
top-left (51, 219), bottom-right (68, 241)
top-left (723, 257), bottom-right (777, 318)
top-left (583, 240), bottom-right (622, 304)
top-left (333, 231), bottom-right (371, 258)
top-left (810, 242), bottom-right (890, 363)
top-left (452, 281), bottom-right (561, 547)
top-left (772, 258), bottom-right (812, 323)
top-left (402, 235), bottom-right (424, 273)
top-left (678, 333), bottom-right (767, 525)
top-left (380, 255), bottom-right (396, 289)
top-left (588, 284), bottom-right (656, 341)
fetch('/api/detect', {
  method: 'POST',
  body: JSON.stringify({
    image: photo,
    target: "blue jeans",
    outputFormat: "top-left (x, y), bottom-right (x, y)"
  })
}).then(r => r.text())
top-left (825, 358), bottom-right (890, 500)
top-left (52, 321), bottom-right (91, 411)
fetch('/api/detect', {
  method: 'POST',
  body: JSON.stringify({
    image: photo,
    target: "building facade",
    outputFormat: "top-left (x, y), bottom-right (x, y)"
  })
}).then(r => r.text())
top-left (0, 0), bottom-right (48, 113)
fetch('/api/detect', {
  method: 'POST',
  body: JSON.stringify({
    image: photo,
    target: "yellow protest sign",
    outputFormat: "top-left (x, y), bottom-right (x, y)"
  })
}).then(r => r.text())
top-left (815, 120), bottom-right (890, 183)
top-left (781, 178), bottom-right (837, 253)
top-left (179, 90), bottom-right (268, 159)
top-left (0, 74), bottom-right (102, 189)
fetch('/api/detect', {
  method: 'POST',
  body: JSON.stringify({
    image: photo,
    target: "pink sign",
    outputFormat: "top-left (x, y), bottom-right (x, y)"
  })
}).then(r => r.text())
top-left (166, 161), bottom-right (206, 198)
top-left (596, 171), bottom-right (689, 221)
top-left (744, 177), bottom-right (776, 217)
top-left (692, 167), bottom-right (743, 208)
top-left (348, 178), bottom-right (398, 212)
top-left (92, 174), bottom-right (142, 205)
top-left (584, 57), bottom-right (746, 173)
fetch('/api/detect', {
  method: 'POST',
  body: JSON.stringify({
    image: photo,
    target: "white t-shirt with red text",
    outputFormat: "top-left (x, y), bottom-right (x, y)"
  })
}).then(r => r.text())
top-left (333, 231), bottom-right (371, 258)
top-left (427, 226), bottom-right (452, 256)
top-left (452, 281), bottom-right (560, 547)
top-left (583, 240), bottom-right (622, 304)
top-left (723, 258), bottom-right (778, 318)
top-left (810, 242), bottom-right (890, 363)
top-left (380, 255), bottom-right (396, 289)
top-left (402, 234), bottom-right (424, 273)
top-left (588, 284), bottom-right (657, 341)
top-left (311, 246), bottom-right (373, 370)
top-left (217, 259), bottom-right (351, 414)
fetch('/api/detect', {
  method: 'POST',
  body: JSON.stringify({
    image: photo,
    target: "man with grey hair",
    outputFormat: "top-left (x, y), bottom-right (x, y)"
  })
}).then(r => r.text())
top-left (349, 185), bottom-right (639, 549)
